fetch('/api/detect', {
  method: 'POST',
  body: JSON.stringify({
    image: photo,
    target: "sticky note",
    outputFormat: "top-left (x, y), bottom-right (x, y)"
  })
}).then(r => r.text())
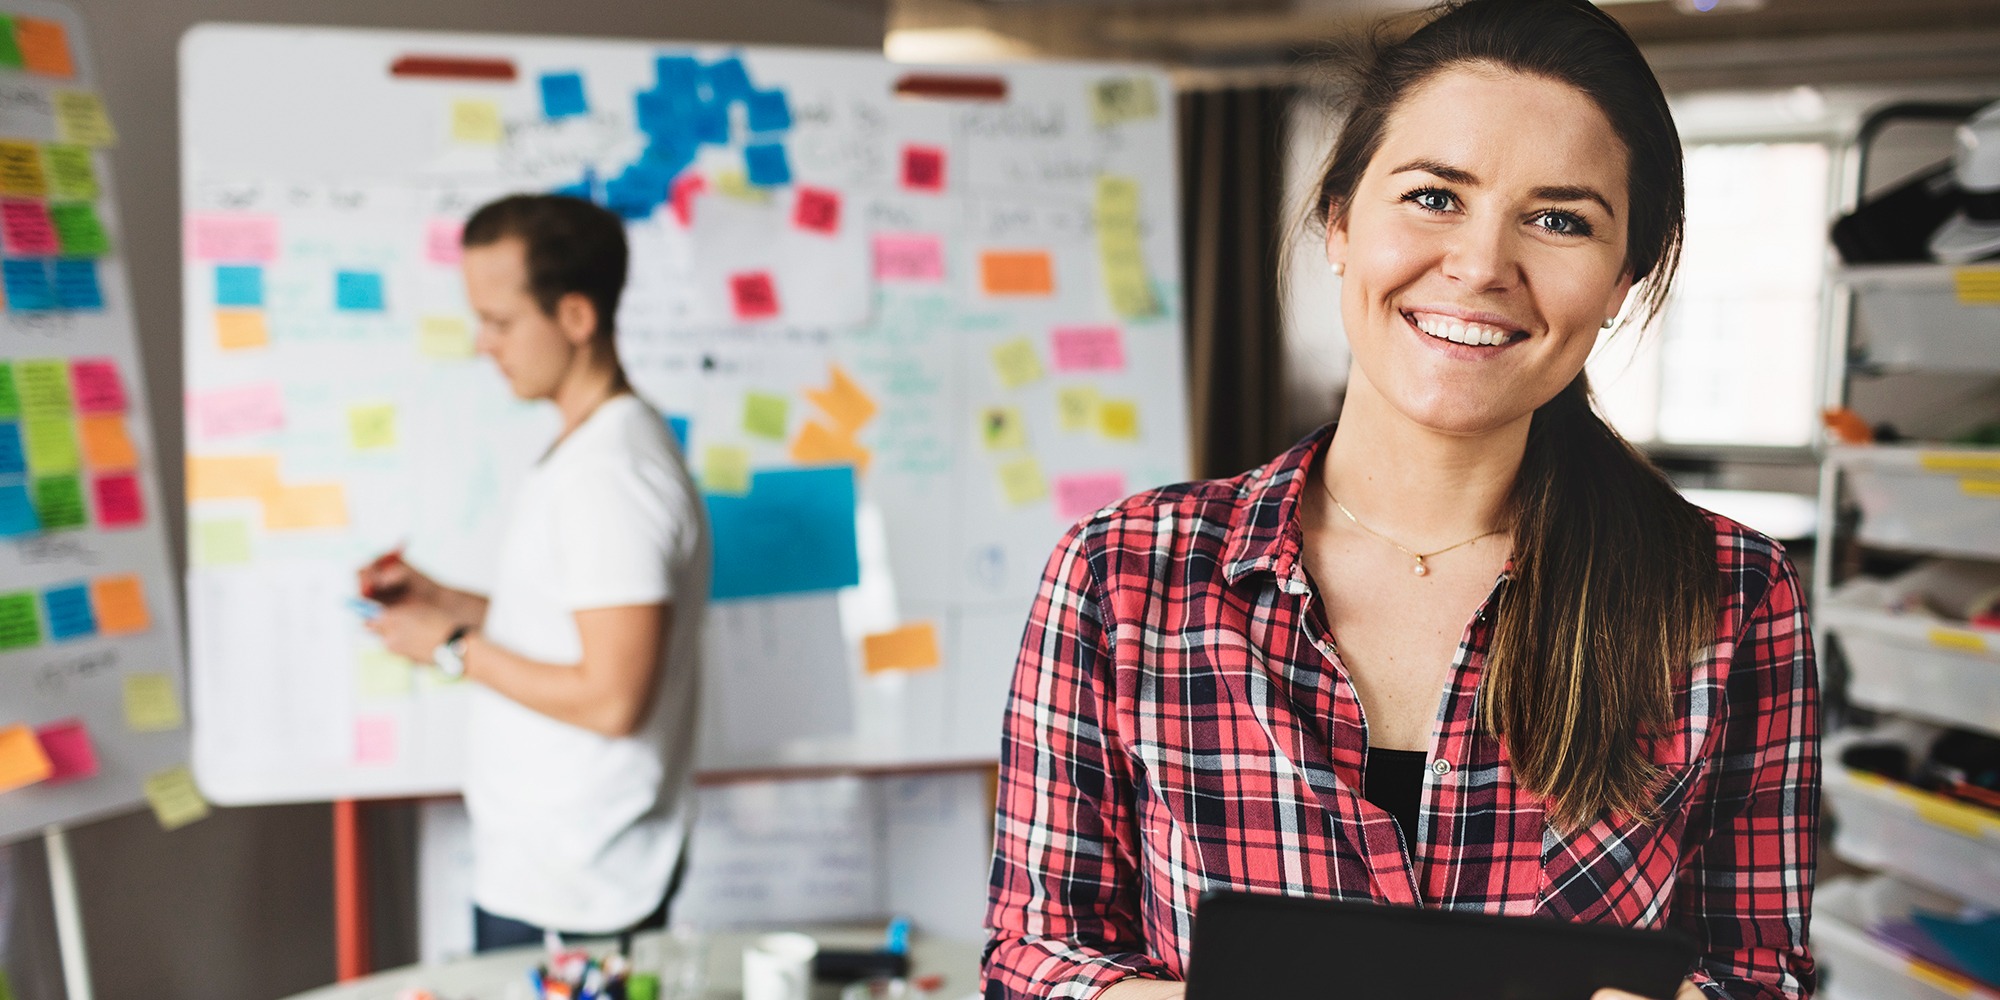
top-left (143, 766), bottom-right (210, 831)
top-left (669, 173), bottom-right (705, 226)
top-left (1099, 399), bottom-right (1141, 440)
top-left (425, 219), bottom-right (463, 265)
top-left (1051, 325), bottom-right (1126, 372)
top-left (902, 145), bottom-right (946, 193)
top-left (451, 99), bottom-right (504, 144)
top-left (874, 233), bottom-right (944, 282)
top-left (540, 71), bottom-right (589, 119)
top-left (31, 474), bottom-right (85, 530)
top-left (743, 391), bottom-right (789, 440)
top-left (349, 403), bottom-right (397, 451)
top-left (743, 142), bottom-right (791, 188)
top-left (23, 416), bottom-right (79, 475)
top-left (79, 415), bottom-right (137, 470)
top-left (92, 472), bottom-right (144, 528)
top-left (336, 270), bottom-right (385, 311)
top-left (0, 725), bottom-right (53, 793)
top-left (262, 482), bottom-right (348, 531)
top-left (90, 575), bottom-right (149, 635)
top-left (193, 518), bottom-right (253, 566)
top-left (215, 310), bottom-right (269, 351)
top-left (69, 358), bottom-right (125, 413)
top-left (1091, 77), bottom-right (1159, 127)
top-left (730, 271), bottom-right (779, 321)
top-left (356, 648), bottom-right (415, 699)
top-left (14, 18), bottom-right (73, 78)
top-left (0, 141), bottom-right (46, 197)
top-left (52, 91), bottom-right (115, 147)
top-left (0, 422), bottom-right (20, 475)
top-left (3, 258), bottom-right (55, 310)
top-left (17, 360), bottom-right (70, 415)
top-left (36, 719), bottom-right (98, 784)
top-left (43, 583), bottom-right (96, 641)
top-left (991, 338), bottom-right (1044, 389)
top-left (190, 382), bottom-right (285, 441)
top-left (1957, 267), bottom-right (2000, 305)
top-left (703, 56), bottom-right (753, 102)
top-left (746, 89), bottom-right (792, 132)
top-left (44, 144), bottom-right (95, 199)
top-left (214, 265), bottom-right (263, 307)
top-left (701, 445), bottom-right (752, 496)
top-left (418, 315), bottom-right (474, 358)
top-left (0, 16), bottom-right (20, 69)
top-left (49, 202), bottom-right (107, 256)
top-left (804, 365), bottom-right (876, 434)
top-left (863, 623), bottom-right (942, 674)
top-left (789, 421), bottom-right (870, 472)
top-left (185, 214), bottom-right (279, 262)
top-left (1056, 471), bottom-right (1128, 521)
top-left (705, 466), bottom-right (861, 600)
top-left (1098, 175), bottom-right (1160, 319)
top-left (355, 715), bottom-right (397, 765)
top-left (981, 406), bottom-right (1028, 451)
top-left (124, 673), bottom-right (183, 732)
top-left (1057, 385), bottom-right (1101, 432)
top-left (0, 484), bottom-right (36, 537)
top-left (997, 455), bottom-right (1048, 506)
top-left (0, 362), bottom-right (16, 417)
top-left (1, 198), bottom-right (58, 254)
top-left (0, 592), bottom-right (40, 648)
top-left (980, 250), bottom-right (1055, 296)
top-left (792, 186), bottom-right (840, 234)
top-left (51, 258), bottom-right (102, 309)
top-left (186, 454), bottom-right (280, 500)
top-left (713, 169), bottom-right (765, 203)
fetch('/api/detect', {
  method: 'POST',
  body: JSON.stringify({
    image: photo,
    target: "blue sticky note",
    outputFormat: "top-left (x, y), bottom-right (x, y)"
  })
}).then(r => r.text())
top-left (2, 259), bottom-right (55, 311)
top-left (705, 466), bottom-right (860, 601)
top-left (335, 270), bottom-right (385, 311)
top-left (42, 583), bottom-right (96, 641)
top-left (540, 71), bottom-right (589, 119)
top-left (214, 264), bottom-right (263, 307)
top-left (702, 57), bottom-right (753, 104)
top-left (744, 143), bottom-right (791, 187)
top-left (664, 414), bottom-right (690, 454)
top-left (0, 483), bottom-right (36, 536)
top-left (656, 54), bottom-right (701, 98)
top-left (746, 90), bottom-right (792, 133)
top-left (692, 99), bottom-right (729, 146)
top-left (51, 260), bottom-right (102, 310)
top-left (0, 422), bottom-right (22, 476)
top-left (550, 167), bottom-right (598, 203)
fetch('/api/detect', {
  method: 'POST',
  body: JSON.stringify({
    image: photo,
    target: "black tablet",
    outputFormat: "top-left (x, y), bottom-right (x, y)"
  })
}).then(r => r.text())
top-left (1184, 890), bottom-right (1697, 1000)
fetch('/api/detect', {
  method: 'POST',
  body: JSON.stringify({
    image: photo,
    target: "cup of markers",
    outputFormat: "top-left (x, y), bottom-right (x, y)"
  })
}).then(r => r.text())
top-left (531, 945), bottom-right (656, 1000)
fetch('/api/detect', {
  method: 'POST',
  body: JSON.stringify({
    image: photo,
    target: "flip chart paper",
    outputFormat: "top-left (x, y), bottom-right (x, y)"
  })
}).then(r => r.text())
top-left (52, 91), bottom-right (115, 147)
top-left (789, 420), bottom-right (870, 472)
top-left (90, 575), bottom-right (150, 635)
top-left (123, 673), bottom-right (184, 732)
top-left (1057, 385), bottom-right (1101, 432)
top-left (1055, 471), bottom-right (1127, 521)
top-left (18, 360), bottom-right (70, 415)
top-left (42, 583), bottom-right (95, 640)
top-left (213, 264), bottom-right (263, 307)
top-left (701, 445), bottom-right (751, 496)
top-left (990, 338), bottom-right (1044, 389)
top-left (51, 258), bottom-right (102, 309)
top-left (215, 310), bottom-right (269, 351)
top-left (730, 271), bottom-right (779, 321)
top-left (996, 455), bottom-right (1048, 506)
top-left (980, 250), bottom-right (1054, 296)
top-left (335, 270), bottom-right (385, 311)
top-left (1091, 77), bottom-right (1159, 127)
top-left (901, 145), bottom-right (945, 192)
top-left (13, 18), bottom-right (72, 78)
top-left (425, 219), bottom-right (462, 265)
top-left (143, 766), bottom-right (210, 831)
top-left (356, 648), bottom-right (415, 699)
top-left (79, 415), bottom-right (137, 470)
top-left (706, 467), bottom-right (861, 600)
top-left (69, 358), bottom-right (125, 413)
top-left (186, 214), bottom-right (279, 262)
top-left (792, 186), bottom-right (840, 234)
top-left (354, 715), bottom-right (397, 765)
top-left (0, 726), bottom-right (53, 793)
top-left (0, 141), bottom-right (46, 196)
top-left (31, 474), bottom-right (84, 530)
top-left (743, 391), bottom-right (789, 440)
top-left (0, 484), bottom-right (36, 537)
top-left (35, 720), bottom-right (97, 783)
top-left (0, 422), bottom-right (21, 475)
top-left (873, 234), bottom-right (943, 282)
top-left (43, 144), bottom-right (95, 199)
top-left (540, 71), bottom-right (589, 119)
top-left (186, 454), bottom-right (280, 500)
top-left (261, 483), bottom-right (348, 531)
top-left (0, 591), bottom-right (39, 649)
top-left (2, 258), bottom-right (54, 310)
top-left (862, 622), bottom-right (942, 674)
top-left (48, 201), bottom-right (107, 256)
top-left (981, 407), bottom-right (1027, 451)
top-left (804, 366), bottom-right (876, 434)
top-left (451, 99), bottom-right (503, 144)
top-left (190, 382), bottom-right (285, 440)
top-left (1052, 325), bottom-right (1126, 372)
top-left (1, 197), bottom-right (57, 254)
top-left (22, 416), bottom-right (76, 475)
top-left (92, 472), bottom-right (144, 528)
top-left (193, 518), bottom-right (253, 566)
top-left (348, 403), bottom-right (397, 451)
top-left (1098, 399), bottom-right (1141, 440)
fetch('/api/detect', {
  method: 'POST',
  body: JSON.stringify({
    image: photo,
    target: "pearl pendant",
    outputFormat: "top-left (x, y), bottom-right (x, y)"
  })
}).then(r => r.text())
top-left (1413, 559), bottom-right (1428, 577)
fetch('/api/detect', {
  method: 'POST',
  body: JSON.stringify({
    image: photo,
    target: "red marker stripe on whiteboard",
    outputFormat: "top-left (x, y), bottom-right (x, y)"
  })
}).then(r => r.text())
top-left (894, 74), bottom-right (1007, 102)
top-left (389, 55), bottom-right (518, 82)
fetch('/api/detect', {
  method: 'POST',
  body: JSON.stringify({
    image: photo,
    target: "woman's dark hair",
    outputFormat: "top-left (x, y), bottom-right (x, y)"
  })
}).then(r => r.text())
top-left (1310, 0), bottom-right (1718, 830)
top-left (461, 194), bottom-right (629, 340)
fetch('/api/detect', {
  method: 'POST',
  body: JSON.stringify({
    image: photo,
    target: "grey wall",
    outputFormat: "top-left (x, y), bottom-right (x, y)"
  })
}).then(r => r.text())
top-left (12, 1), bottom-right (884, 997)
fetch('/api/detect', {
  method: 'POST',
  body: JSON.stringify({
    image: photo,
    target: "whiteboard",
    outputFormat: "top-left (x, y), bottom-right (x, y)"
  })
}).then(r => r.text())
top-left (0, 0), bottom-right (193, 844)
top-left (181, 25), bottom-right (1187, 803)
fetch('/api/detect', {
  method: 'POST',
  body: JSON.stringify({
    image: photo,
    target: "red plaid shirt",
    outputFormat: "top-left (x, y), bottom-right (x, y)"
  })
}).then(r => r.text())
top-left (984, 427), bottom-right (1819, 1000)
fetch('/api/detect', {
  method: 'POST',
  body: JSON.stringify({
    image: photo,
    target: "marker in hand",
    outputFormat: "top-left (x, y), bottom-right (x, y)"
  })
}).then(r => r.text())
top-left (359, 544), bottom-right (408, 602)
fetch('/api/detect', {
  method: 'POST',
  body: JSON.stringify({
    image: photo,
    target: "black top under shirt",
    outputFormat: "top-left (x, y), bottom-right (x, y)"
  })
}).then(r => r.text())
top-left (1363, 748), bottom-right (1428, 845)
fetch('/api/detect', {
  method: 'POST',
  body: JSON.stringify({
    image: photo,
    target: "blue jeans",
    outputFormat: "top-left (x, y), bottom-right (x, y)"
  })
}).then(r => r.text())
top-left (472, 857), bottom-right (682, 953)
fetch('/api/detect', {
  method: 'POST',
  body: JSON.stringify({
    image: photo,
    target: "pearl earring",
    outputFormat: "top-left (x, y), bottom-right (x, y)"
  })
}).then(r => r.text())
top-left (1601, 318), bottom-right (1616, 329)
top-left (1330, 262), bottom-right (1345, 276)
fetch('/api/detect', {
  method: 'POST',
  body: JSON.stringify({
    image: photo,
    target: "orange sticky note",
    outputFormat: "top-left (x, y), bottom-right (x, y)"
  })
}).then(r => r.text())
top-left (804, 365), bottom-right (877, 435)
top-left (261, 482), bottom-right (348, 531)
top-left (89, 575), bottom-right (149, 635)
top-left (863, 622), bottom-right (942, 674)
top-left (790, 420), bottom-right (871, 473)
top-left (215, 310), bottom-right (269, 351)
top-left (0, 724), bottom-right (54, 793)
top-left (14, 18), bottom-right (74, 78)
top-left (980, 250), bottom-right (1054, 296)
top-left (187, 454), bottom-right (281, 501)
top-left (79, 415), bottom-right (137, 470)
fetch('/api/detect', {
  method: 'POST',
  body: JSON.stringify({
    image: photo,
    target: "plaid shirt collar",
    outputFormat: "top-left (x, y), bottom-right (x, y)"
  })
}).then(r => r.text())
top-left (1220, 424), bottom-right (1328, 591)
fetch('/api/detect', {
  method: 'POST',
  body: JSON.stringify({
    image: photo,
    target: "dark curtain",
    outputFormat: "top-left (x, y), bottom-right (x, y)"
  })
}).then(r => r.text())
top-left (1178, 85), bottom-right (1296, 481)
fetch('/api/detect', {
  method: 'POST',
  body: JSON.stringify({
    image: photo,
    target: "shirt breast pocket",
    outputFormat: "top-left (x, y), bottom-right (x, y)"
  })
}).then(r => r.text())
top-left (1534, 754), bottom-right (1709, 929)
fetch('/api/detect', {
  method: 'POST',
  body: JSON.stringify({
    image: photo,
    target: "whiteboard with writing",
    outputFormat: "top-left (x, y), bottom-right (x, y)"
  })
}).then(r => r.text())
top-left (181, 25), bottom-right (1186, 803)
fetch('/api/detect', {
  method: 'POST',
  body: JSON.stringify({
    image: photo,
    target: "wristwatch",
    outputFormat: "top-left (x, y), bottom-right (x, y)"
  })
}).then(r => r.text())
top-left (433, 625), bottom-right (472, 680)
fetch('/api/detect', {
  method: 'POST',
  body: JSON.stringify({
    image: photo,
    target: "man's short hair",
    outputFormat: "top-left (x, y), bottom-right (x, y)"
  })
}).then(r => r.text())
top-left (461, 194), bottom-right (628, 340)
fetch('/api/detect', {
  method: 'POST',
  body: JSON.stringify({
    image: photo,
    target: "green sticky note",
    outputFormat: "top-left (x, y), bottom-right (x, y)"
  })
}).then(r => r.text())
top-left (193, 519), bottom-right (252, 566)
top-left (49, 202), bottom-right (108, 256)
top-left (44, 145), bottom-right (97, 200)
top-left (743, 391), bottom-right (789, 441)
top-left (0, 592), bottom-right (40, 650)
top-left (0, 17), bottom-right (22, 71)
top-left (701, 445), bottom-right (752, 496)
top-left (16, 359), bottom-right (70, 416)
top-left (356, 648), bottom-right (415, 699)
top-left (0, 363), bottom-right (18, 419)
top-left (32, 475), bottom-right (85, 530)
top-left (22, 416), bottom-right (77, 475)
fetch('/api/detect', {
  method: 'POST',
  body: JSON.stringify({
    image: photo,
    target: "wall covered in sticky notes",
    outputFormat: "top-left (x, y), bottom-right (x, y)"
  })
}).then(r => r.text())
top-left (183, 28), bottom-right (1185, 793)
top-left (1, 0), bottom-right (191, 845)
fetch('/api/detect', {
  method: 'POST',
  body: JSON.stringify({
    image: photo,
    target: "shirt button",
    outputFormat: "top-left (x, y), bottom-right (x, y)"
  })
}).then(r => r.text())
top-left (1431, 759), bottom-right (1452, 776)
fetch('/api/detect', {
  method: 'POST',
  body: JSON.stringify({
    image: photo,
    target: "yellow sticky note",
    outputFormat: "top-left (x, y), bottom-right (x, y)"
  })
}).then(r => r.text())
top-left (1097, 175), bottom-right (1160, 319)
top-left (261, 482), bottom-right (348, 531)
top-left (90, 575), bottom-right (151, 636)
top-left (790, 421), bottom-right (871, 473)
top-left (981, 406), bottom-right (1028, 451)
top-left (14, 17), bottom-right (75, 78)
top-left (997, 455), bottom-right (1047, 506)
top-left (43, 144), bottom-right (96, 200)
top-left (1098, 399), bottom-right (1141, 440)
top-left (79, 415), bottom-right (137, 470)
top-left (52, 91), bottom-right (115, 148)
top-left (992, 338), bottom-right (1044, 389)
top-left (143, 766), bottom-right (210, 832)
top-left (1955, 267), bottom-right (2000, 306)
top-left (348, 403), bottom-right (397, 451)
top-left (863, 622), bottom-right (942, 674)
top-left (215, 310), bottom-right (269, 351)
top-left (1091, 77), bottom-right (1159, 128)
top-left (1057, 386), bottom-right (1101, 432)
top-left (419, 315), bottom-right (474, 358)
top-left (357, 648), bottom-right (415, 700)
top-left (23, 416), bottom-right (79, 475)
top-left (123, 673), bottom-right (184, 732)
top-left (713, 169), bottom-right (768, 204)
top-left (187, 454), bottom-right (281, 501)
top-left (193, 519), bottom-right (253, 567)
top-left (805, 365), bottom-right (877, 435)
top-left (702, 445), bottom-right (752, 496)
top-left (450, 99), bottom-right (504, 144)
top-left (743, 392), bottom-right (789, 440)
top-left (0, 141), bottom-right (48, 197)
top-left (0, 725), bottom-right (54, 794)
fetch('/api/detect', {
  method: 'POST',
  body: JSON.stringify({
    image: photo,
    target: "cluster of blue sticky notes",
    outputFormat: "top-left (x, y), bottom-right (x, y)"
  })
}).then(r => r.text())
top-left (540, 71), bottom-right (589, 119)
top-left (746, 90), bottom-right (792, 133)
top-left (705, 466), bottom-right (861, 601)
top-left (53, 260), bottom-right (102, 310)
top-left (0, 483), bottom-right (37, 537)
top-left (215, 264), bottom-right (263, 307)
top-left (550, 169), bottom-right (596, 202)
top-left (43, 583), bottom-right (96, 641)
top-left (335, 270), bottom-right (385, 311)
top-left (655, 55), bottom-right (701, 98)
top-left (692, 100), bottom-right (730, 146)
top-left (745, 143), bottom-right (792, 187)
top-left (0, 422), bottom-right (22, 476)
top-left (703, 57), bottom-right (753, 104)
top-left (2, 259), bottom-right (54, 311)
top-left (664, 413), bottom-right (690, 453)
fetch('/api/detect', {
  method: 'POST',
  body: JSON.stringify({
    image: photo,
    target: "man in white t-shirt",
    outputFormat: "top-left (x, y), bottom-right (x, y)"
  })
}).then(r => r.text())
top-left (360, 194), bottom-right (709, 951)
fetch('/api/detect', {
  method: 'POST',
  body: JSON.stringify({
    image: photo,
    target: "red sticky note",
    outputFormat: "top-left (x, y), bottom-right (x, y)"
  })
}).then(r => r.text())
top-left (729, 272), bottom-right (779, 321)
top-left (874, 233), bottom-right (944, 282)
top-left (69, 358), bottom-right (127, 413)
top-left (670, 174), bottom-right (706, 227)
top-left (35, 719), bottom-right (98, 784)
top-left (792, 186), bottom-right (841, 235)
top-left (1, 198), bottom-right (58, 255)
top-left (901, 145), bottom-right (946, 193)
top-left (185, 213), bottom-right (280, 262)
top-left (1055, 471), bottom-right (1127, 521)
top-left (93, 473), bottom-right (144, 528)
top-left (1051, 326), bottom-right (1126, 372)
top-left (425, 218), bottom-right (462, 265)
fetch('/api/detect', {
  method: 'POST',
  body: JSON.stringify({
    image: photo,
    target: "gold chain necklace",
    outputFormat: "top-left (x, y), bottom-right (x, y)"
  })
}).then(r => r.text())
top-left (1323, 481), bottom-right (1504, 577)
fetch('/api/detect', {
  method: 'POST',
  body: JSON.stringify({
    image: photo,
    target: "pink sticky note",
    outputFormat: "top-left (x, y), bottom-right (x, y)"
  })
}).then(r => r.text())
top-left (93, 472), bottom-right (145, 528)
top-left (670, 174), bottom-right (706, 227)
top-left (1, 198), bottom-right (59, 255)
top-left (186, 213), bottom-right (280, 262)
top-left (1055, 471), bottom-right (1127, 521)
top-left (70, 358), bottom-right (127, 413)
top-left (730, 272), bottom-right (779, 321)
top-left (901, 144), bottom-right (946, 193)
top-left (190, 382), bottom-right (285, 440)
top-left (1051, 326), bottom-right (1126, 372)
top-left (792, 186), bottom-right (841, 235)
top-left (424, 219), bottom-right (462, 264)
top-left (874, 234), bottom-right (944, 282)
top-left (36, 719), bottom-right (98, 784)
top-left (355, 715), bottom-right (397, 765)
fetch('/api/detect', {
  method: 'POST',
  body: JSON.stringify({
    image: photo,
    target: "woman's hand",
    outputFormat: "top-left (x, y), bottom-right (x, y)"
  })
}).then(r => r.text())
top-left (1593, 980), bottom-right (1703, 1000)
top-left (366, 602), bottom-right (459, 664)
top-left (356, 550), bottom-right (439, 607)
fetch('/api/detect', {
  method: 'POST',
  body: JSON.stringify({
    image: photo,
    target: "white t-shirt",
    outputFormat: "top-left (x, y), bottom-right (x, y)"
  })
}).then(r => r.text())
top-left (466, 393), bottom-right (709, 932)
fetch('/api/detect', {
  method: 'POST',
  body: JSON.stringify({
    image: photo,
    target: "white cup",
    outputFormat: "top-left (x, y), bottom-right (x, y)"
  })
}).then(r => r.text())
top-left (742, 931), bottom-right (818, 1000)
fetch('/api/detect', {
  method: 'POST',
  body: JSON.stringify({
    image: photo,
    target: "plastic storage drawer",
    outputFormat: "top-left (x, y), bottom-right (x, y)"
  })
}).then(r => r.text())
top-left (1833, 446), bottom-right (2000, 561)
